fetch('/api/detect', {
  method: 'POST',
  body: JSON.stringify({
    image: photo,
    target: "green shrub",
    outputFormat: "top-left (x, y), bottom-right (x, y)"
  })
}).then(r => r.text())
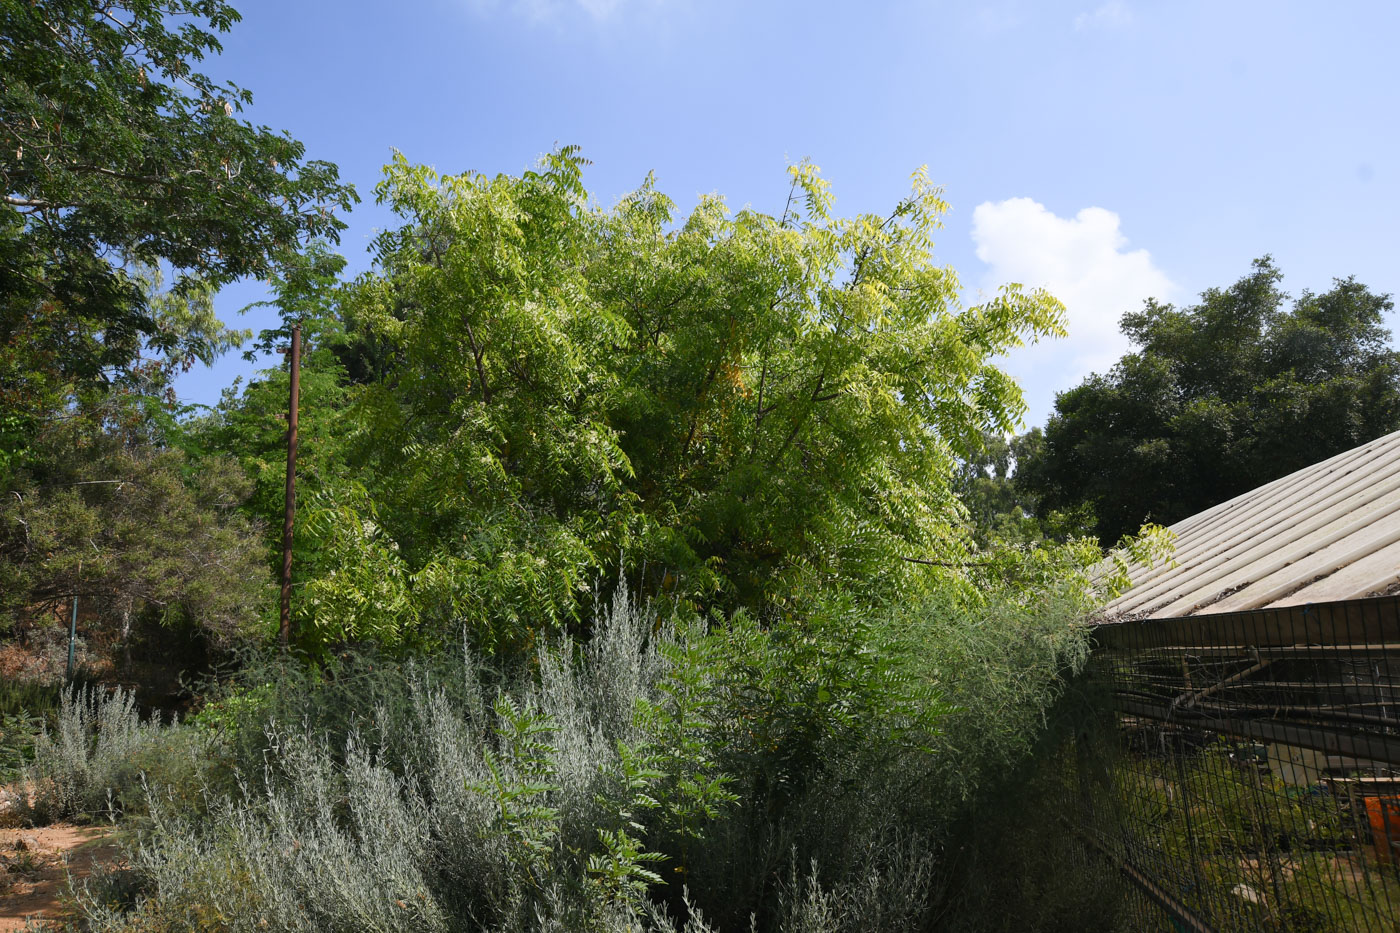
top-left (0, 679), bottom-right (67, 786)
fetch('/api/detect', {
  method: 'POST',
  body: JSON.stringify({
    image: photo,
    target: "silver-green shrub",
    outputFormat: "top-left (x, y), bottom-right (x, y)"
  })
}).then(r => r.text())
top-left (19, 685), bottom-right (210, 824)
top-left (78, 585), bottom-right (692, 931)
top-left (73, 578), bottom-right (1101, 932)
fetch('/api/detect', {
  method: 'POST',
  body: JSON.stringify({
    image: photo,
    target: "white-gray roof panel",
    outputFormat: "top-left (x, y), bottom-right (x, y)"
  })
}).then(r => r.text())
top-left (1101, 429), bottom-right (1400, 619)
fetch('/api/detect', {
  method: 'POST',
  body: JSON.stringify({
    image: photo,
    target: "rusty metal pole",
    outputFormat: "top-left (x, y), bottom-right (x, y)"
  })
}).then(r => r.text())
top-left (279, 323), bottom-right (301, 649)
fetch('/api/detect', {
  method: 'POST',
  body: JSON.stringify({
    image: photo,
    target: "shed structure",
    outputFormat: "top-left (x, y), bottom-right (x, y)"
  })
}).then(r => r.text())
top-left (1076, 430), bottom-right (1400, 931)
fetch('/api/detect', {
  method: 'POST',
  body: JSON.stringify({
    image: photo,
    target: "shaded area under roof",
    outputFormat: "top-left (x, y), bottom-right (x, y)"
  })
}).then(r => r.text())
top-left (1101, 428), bottom-right (1400, 620)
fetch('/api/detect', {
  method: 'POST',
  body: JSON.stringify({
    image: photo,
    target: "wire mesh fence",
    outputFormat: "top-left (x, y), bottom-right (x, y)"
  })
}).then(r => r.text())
top-left (1074, 596), bottom-right (1400, 932)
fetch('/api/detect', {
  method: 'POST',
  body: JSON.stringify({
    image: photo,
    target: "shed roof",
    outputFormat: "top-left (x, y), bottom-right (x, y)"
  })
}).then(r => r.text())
top-left (1101, 428), bottom-right (1400, 620)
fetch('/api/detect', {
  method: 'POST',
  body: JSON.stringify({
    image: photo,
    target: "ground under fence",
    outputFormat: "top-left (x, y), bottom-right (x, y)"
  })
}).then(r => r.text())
top-left (1075, 596), bottom-right (1400, 932)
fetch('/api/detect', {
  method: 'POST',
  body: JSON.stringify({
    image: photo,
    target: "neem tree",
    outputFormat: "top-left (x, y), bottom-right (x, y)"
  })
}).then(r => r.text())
top-left (336, 151), bottom-right (1068, 645)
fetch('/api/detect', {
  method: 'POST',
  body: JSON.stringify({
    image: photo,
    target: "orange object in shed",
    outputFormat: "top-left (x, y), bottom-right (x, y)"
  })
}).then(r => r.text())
top-left (1363, 796), bottom-right (1400, 863)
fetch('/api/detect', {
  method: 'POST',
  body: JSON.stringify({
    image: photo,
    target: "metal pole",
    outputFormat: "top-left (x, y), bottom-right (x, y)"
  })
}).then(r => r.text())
top-left (66, 587), bottom-right (78, 681)
top-left (279, 323), bottom-right (301, 649)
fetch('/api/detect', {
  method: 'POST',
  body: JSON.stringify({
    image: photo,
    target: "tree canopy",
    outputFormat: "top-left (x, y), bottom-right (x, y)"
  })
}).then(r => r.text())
top-left (197, 151), bottom-right (1068, 648)
top-left (0, 417), bottom-right (265, 647)
top-left (1021, 257), bottom-right (1400, 545)
top-left (0, 0), bottom-right (351, 652)
top-left (0, 0), bottom-right (355, 441)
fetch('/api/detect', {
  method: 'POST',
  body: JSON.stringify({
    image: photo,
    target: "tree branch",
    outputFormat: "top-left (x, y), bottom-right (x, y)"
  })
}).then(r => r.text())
top-left (3, 195), bottom-right (52, 208)
top-left (900, 555), bottom-right (994, 568)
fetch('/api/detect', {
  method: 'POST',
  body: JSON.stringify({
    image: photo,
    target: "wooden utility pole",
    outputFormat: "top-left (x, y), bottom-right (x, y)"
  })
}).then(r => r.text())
top-left (279, 323), bottom-right (301, 648)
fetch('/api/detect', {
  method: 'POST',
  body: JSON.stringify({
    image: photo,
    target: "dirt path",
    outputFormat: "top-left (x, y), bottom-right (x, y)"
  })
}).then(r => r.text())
top-left (0, 824), bottom-right (121, 930)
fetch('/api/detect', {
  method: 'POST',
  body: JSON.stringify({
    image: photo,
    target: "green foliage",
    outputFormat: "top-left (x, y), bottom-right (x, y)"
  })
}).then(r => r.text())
top-left (0, 0), bottom-right (355, 428)
top-left (242, 241), bottom-right (350, 360)
top-left (0, 680), bottom-right (68, 786)
top-left (588, 743), bottom-right (667, 909)
top-left (1022, 257), bottom-right (1400, 544)
top-left (332, 150), bottom-right (1065, 647)
top-left (473, 695), bottom-right (563, 878)
top-left (0, 4), bottom-right (341, 656)
top-left (937, 690), bottom-right (1130, 933)
top-left (0, 709), bottom-right (42, 785)
top-left (0, 112), bottom-right (1142, 924)
top-left (0, 414), bottom-right (268, 648)
top-left (953, 428), bottom-right (1096, 545)
top-left (294, 486), bottom-right (420, 648)
top-left (588, 824), bottom-right (666, 908)
top-left (707, 603), bottom-right (948, 817)
top-left (62, 577), bottom-right (1113, 932)
top-left (191, 245), bottom-right (358, 540)
top-left (187, 244), bottom-right (376, 647)
top-left (637, 629), bottom-right (736, 880)
top-left (188, 680), bottom-right (276, 736)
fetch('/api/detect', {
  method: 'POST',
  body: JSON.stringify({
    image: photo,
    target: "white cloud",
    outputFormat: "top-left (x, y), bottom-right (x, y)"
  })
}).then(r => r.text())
top-left (1074, 0), bottom-right (1132, 30)
top-left (971, 197), bottom-right (1172, 425)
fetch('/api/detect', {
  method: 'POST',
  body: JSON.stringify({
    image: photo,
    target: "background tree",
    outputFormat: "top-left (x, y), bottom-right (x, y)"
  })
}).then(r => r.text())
top-left (952, 428), bottom-right (1095, 546)
top-left (191, 244), bottom-right (392, 645)
top-left (0, 0), bottom-right (355, 454)
top-left (1021, 257), bottom-right (1400, 545)
top-left (0, 0), bottom-right (353, 657)
top-left (0, 415), bottom-right (266, 654)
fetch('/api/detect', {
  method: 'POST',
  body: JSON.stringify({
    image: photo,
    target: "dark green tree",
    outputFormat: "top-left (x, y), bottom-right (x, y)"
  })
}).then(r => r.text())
top-left (952, 429), bottom-right (1094, 546)
top-left (0, 0), bottom-right (356, 444)
top-left (0, 414), bottom-right (267, 651)
top-left (0, 0), bottom-right (355, 652)
top-left (1021, 258), bottom-right (1400, 545)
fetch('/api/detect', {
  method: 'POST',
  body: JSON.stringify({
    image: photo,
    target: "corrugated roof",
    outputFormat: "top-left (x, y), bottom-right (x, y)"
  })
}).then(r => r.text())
top-left (1101, 429), bottom-right (1400, 620)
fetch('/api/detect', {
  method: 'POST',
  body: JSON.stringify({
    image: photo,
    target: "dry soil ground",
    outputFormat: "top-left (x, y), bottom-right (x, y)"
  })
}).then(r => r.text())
top-left (0, 823), bottom-right (120, 931)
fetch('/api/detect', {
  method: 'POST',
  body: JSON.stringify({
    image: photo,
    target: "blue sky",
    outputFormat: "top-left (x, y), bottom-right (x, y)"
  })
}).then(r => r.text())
top-left (179, 0), bottom-right (1400, 427)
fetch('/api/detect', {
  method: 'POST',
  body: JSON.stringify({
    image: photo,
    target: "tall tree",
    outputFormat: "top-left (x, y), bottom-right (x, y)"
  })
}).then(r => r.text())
top-left (334, 152), bottom-right (1066, 647)
top-left (1021, 258), bottom-right (1400, 545)
top-left (0, 1), bottom-right (355, 652)
top-left (0, 0), bottom-right (355, 444)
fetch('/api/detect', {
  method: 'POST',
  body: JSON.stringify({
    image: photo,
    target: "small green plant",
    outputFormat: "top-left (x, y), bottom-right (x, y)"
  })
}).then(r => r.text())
top-left (637, 626), bottom-right (736, 881)
top-left (470, 694), bottom-right (562, 890)
top-left (189, 682), bottom-right (276, 736)
top-left (588, 741), bottom-right (667, 909)
top-left (3, 846), bottom-right (41, 876)
top-left (0, 679), bottom-right (62, 785)
top-left (0, 708), bottom-right (43, 784)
